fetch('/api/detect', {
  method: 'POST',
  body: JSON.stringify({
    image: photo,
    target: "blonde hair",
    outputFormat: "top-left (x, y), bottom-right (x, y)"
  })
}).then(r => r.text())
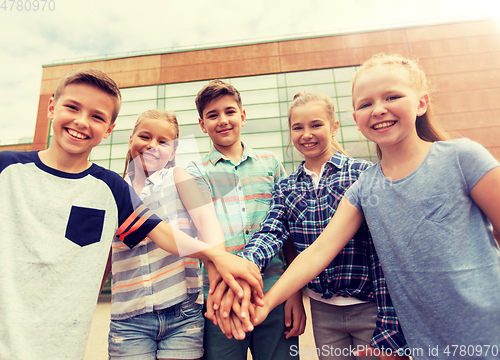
top-left (54, 68), bottom-right (122, 124)
top-left (288, 91), bottom-right (346, 156)
top-left (352, 53), bottom-right (449, 159)
top-left (123, 110), bottom-right (180, 177)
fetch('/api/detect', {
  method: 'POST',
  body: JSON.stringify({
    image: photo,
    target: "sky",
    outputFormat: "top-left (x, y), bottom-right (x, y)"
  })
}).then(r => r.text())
top-left (0, 0), bottom-right (498, 144)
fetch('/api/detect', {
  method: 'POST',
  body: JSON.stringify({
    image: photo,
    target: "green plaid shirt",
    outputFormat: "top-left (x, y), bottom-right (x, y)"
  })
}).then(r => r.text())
top-left (186, 142), bottom-right (286, 296)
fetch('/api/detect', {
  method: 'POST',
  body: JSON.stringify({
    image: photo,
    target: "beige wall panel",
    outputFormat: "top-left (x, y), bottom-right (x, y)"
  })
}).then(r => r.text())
top-left (406, 19), bottom-right (500, 42)
top-left (278, 30), bottom-right (407, 55)
top-left (100, 55), bottom-right (161, 73)
top-left (111, 69), bottom-right (161, 88)
top-left (454, 126), bottom-right (500, 148)
top-left (410, 34), bottom-right (500, 59)
top-left (161, 43), bottom-right (279, 67)
top-left (435, 110), bottom-right (500, 132)
top-left (0, 144), bottom-right (32, 151)
top-left (488, 146), bottom-right (500, 161)
top-left (419, 52), bottom-right (500, 75)
top-left (280, 45), bottom-right (410, 72)
top-left (160, 57), bottom-right (281, 84)
top-left (32, 94), bottom-right (52, 150)
top-left (435, 88), bottom-right (500, 113)
top-left (429, 69), bottom-right (500, 93)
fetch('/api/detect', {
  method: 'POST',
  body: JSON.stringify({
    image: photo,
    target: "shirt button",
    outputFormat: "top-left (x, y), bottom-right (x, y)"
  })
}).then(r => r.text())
top-left (238, 185), bottom-right (242, 190)
top-left (316, 223), bottom-right (321, 228)
top-left (245, 230), bottom-right (250, 235)
top-left (242, 208), bottom-right (246, 212)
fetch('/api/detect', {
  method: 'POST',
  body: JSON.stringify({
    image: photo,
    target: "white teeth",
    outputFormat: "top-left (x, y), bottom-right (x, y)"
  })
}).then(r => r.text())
top-left (373, 121), bottom-right (396, 130)
top-left (302, 143), bottom-right (317, 148)
top-left (67, 129), bottom-right (87, 139)
top-left (142, 153), bottom-right (158, 160)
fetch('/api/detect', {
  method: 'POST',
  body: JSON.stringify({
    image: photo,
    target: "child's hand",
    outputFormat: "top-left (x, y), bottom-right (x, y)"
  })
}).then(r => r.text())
top-left (283, 290), bottom-right (306, 339)
top-left (205, 279), bottom-right (228, 325)
top-left (211, 252), bottom-right (263, 299)
top-left (252, 300), bottom-right (271, 327)
top-left (354, 347), bottom-right (411, 359)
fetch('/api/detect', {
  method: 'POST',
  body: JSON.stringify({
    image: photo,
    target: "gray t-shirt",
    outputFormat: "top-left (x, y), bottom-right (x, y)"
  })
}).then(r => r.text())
top-left (346, 139), bottom-right (500, 359)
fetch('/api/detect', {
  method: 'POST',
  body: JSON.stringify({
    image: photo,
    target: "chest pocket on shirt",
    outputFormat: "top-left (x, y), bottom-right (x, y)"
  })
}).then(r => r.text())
top-left (249, 172), bottom-right (274, 204)
top-left (65, 206), bottom-right (105, 247)
top-left (421, 195), bottom-right (452, 223)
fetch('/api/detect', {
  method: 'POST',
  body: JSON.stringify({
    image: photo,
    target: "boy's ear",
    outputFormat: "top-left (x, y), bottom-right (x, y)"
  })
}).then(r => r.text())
top-left (103, 123), bottom-right (116, 139)
top-left (417, 92), bottom-right (429, 116)
top-left (240, 109), bottom-right (246, 127)
top-left (47, 97), bottom-right (55, 119)
top-left (198, 118), bottom-right (208, 134)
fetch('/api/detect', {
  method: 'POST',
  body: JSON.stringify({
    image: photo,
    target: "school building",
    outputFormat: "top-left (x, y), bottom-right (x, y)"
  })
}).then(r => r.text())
top-left (3, 18), bottom-right (500, 173)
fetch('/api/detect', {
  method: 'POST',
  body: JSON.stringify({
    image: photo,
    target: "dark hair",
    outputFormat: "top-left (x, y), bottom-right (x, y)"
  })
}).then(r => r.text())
top-left (53, 68), bottom-right (122, 123)
top-left (123, 110), bottom-right (179, 178)
top-left (195, 79), bottom-right (242, 119)
top-left (352, 53), bottom-right (449, 159)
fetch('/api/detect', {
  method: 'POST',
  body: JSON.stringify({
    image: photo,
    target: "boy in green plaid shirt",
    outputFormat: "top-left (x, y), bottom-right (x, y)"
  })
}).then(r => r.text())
top-left (187, 80), bottom-right (305, 360)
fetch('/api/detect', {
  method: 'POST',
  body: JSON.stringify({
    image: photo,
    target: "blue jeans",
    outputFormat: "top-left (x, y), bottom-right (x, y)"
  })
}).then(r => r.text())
top-left (202, 302), bottom-right (298, 360)
top-left (109, 293), bottom-right (204, 359)
top-left (309, 299), bottom-right (379, 360)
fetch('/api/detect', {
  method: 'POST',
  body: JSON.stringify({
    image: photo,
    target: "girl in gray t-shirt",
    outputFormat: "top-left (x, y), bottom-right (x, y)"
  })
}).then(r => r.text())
top-left (250, 54), bottom-right (500, 360)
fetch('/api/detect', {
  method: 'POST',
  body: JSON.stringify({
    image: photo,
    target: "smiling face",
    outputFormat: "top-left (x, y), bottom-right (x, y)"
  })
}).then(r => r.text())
top-left (128, 117), bottom-right (177, 174)
top-left (352, 64), bottom-right (428, 151)
top-left (290, 101), bottom-right (337, 166)
top-left (48, 83), bottom-right (116, 162)
top-left (198, 94), bottom-right (246, 154)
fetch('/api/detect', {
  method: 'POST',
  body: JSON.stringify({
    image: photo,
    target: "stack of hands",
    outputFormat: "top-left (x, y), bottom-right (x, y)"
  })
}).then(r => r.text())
top-left (205, 274), bottom-right (306, 341)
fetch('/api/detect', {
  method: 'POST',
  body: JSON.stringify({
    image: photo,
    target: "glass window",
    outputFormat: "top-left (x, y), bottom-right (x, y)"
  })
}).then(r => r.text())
top-left (286, 69), bottom-right (334, 87)
top-left (110, 159), bottom-right (126, 174)
top-left (334, 67), bottom-right (357, 82)
top-left (90, 145), bottom-right (111, 161)
top-left (165, 80), bottom-right (208, 97)
top-left (114, 114), bottom-right (138, 131)
top-left (180, 123), bottom-right (205, 137)
top-left (341, 126), bottom-right (366, 142)
top-left (335, 82), bottom-right (353, 97)
top-left (176, 110), bottom-right (200, 125)
top-left (121, 86), bottom-right (157, 102)
top-left (344, 140), bottom-right (371, 159)
top-left (230, 74), bottom-right (277, 91)
top-left (110, 143), bottom-right (129, 159)
top-left (286, 83), bottom-right (337, 99)
top-left (244, 103), bottom-right (280, 119)
top-left (242, 118), bottom-right (281, 133)
top-left (119, 100), bottom-right (157, 116)
top-left (164, 96), bottom-right (196, 112)
top-left (241, 132), bottom-right (282, 149)
top-left (111, 129), bottom-right (132, 144)
top-left (241, 89), bottom-right (279, 105)
top-left (338, 111), bottom-right (355, 126)
top-left (336, 96), bottom-right (354, 112)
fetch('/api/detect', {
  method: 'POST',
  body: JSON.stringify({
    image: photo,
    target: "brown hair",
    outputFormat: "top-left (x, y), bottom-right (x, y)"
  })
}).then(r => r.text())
top-left (288, 91), bottom-right (346, 156)
top-left (352, 53), bottom-right (449, 159)
top-left (53, 68), bottom-right (122, 123)
top-left (123, 110), bottom-right (180, 178)
top-left (195, 79), bottom-right (242, 119)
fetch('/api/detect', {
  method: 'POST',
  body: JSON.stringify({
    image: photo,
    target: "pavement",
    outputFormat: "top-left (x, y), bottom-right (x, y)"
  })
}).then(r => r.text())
top-left (84, 293), bottom-right (319, 360)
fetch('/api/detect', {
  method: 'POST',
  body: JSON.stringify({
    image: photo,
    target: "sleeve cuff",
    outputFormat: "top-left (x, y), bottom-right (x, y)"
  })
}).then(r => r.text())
top-left (370, 328), bottom-right (408, 353)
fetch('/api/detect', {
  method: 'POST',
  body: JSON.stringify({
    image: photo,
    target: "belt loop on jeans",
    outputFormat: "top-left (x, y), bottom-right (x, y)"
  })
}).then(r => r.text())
top-left (174, 302), bottom-right (181, 317)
